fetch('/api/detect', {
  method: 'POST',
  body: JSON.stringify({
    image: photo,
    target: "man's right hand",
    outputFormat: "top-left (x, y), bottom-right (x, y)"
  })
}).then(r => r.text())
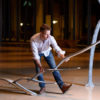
top-left (34, 59), bottom-right (44, 72)
top-left (39, 66), bottom-right (44, 72)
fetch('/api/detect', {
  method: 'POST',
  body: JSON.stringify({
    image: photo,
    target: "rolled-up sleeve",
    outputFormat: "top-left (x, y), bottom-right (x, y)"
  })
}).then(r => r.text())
top-left (30, 40), bottom-right (40, 60)
top-left (50, 36), bottom-right (65, 55)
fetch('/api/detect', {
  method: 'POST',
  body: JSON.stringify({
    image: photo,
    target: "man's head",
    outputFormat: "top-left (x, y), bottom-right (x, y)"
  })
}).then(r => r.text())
top-left (40, 24), bottom-right (51, 40)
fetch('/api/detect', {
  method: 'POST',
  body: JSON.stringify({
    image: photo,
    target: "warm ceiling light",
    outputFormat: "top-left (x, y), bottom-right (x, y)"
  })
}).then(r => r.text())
top-left (52, 20), bottom-right (58, 24)
top-left (20, 23), bottom-right (23, 26)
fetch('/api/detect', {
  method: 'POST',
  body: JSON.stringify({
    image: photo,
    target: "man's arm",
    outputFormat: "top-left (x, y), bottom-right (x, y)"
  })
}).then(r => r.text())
top-left (30, 40), bottom-right (44, 72)
top-left (33, 59), bottom-right (44, 72)
top-left (50, 36), bottom-right (65, 59)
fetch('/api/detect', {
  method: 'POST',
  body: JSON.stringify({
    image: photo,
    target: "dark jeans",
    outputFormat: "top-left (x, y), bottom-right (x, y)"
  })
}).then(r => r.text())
top-left (35, 51), bottom-right (64, 89)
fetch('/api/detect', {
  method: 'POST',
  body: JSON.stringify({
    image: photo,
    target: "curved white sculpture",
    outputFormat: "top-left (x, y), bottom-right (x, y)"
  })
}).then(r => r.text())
top-left (98, 0), bottom-right (100, 4)
top-left (86, 20), bottom-right (100, 87)
top-left (86, 0), bottom-right (100, 87)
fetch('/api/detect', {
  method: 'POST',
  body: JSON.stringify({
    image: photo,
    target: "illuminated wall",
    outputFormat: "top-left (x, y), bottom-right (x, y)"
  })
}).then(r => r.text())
top-left (36, 0), bottom-right (43, 33)
top-left (0, 0), bottom-right (99, 45)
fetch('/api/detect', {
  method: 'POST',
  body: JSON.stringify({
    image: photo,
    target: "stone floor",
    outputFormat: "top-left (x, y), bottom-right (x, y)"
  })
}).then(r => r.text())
top-left (0, 69), bottom-right (100, 100)
top-left (0, 43), bottom-right (100, 100)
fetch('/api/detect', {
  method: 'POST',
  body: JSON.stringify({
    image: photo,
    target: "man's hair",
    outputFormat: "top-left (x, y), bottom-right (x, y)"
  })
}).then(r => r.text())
top-left (40, 24), bottom-right (51, 32)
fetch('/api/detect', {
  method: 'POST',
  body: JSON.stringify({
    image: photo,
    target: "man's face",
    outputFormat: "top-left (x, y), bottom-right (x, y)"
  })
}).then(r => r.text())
top-left (40, 30), bottom-right (50, 40)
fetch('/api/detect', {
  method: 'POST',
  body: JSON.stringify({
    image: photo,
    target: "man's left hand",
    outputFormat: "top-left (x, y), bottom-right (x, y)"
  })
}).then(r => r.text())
top-left (58, 52), bottom-right (70, 62)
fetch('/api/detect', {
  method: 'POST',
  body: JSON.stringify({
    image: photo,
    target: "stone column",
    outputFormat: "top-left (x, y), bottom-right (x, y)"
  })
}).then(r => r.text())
top-left (33, 0), bottom-right (36, 34)
top-left (16, 0), bottom-right (20, 41)
top-left (64, 0), bottom-right (69, 39)
top-left (73, 0), bottom-right (75, 40)
top-left (0, 0), bottom-right (2, 41)
top-left (87, 0), bottom-right (91, 44)
top-left (36, 0), bottom-right (43, 32)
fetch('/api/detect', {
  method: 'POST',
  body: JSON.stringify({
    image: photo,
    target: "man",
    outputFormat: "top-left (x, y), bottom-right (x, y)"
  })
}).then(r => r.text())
top-left (30, 24), bottom-right (72, 94)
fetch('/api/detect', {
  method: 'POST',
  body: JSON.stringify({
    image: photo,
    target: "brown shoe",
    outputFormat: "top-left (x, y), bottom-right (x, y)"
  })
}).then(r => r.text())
top-left (61, 83), bottom-right (72, 94)
top-left (39, 87), bottom-right (46, 94)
